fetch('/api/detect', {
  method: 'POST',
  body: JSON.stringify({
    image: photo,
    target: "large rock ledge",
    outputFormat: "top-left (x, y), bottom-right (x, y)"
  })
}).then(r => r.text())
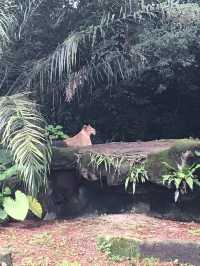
top-left (52, 138), bottom-right (200, 186)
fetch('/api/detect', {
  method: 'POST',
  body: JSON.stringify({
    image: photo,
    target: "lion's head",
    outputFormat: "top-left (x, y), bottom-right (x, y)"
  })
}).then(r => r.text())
top-left (82, 124), bottom-right (96, 136)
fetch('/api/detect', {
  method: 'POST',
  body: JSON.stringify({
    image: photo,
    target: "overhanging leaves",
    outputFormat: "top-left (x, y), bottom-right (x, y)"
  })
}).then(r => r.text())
top-left (0, 93), bottom-right (52, 196)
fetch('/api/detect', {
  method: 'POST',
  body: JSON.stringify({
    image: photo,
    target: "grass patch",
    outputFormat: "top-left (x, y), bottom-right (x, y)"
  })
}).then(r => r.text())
top-left (97, 236), bottom-right (140, 261)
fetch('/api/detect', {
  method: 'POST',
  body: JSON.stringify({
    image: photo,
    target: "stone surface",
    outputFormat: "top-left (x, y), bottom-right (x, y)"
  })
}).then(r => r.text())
top-left (47, 139), bottom-right (200, 219)
top-left (52, 138), bottom-right (200, 186)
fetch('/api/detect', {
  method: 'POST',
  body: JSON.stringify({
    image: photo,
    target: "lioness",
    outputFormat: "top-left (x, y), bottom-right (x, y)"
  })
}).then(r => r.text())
top-left (63, 124), bottom-right (96, 147)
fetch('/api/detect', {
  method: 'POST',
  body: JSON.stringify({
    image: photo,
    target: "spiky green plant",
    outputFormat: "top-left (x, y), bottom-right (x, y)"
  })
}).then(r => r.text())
top-left (125, 163), bottom-right (148, 195)
top-left (0, 93), bottom-right (52, 196)
top-left (162, 151), bottom-right (200, 202)
top-left (89, 152), bottom-right (125, 175)
top-left (162, 161), bottom-right (200, 202)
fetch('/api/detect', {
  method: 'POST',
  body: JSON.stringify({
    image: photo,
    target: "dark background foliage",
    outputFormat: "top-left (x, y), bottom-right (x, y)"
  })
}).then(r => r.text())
top-left (2, 0), bottom-right (200, 143)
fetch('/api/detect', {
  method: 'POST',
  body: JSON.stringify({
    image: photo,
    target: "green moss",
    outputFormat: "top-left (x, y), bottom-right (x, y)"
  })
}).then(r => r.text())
top-left (97, 236), bottom-right (140, 261)
top-left (52, 138), bottom-right (200, 186)
top-left (145, 138), bottom-right (200, 183)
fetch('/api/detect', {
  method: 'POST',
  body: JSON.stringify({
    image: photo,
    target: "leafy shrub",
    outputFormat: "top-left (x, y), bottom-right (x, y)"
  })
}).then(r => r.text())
top-left (0, 188), bottom-right (43, 222)
top-left (47, 124), bottom-right (66, 140)
top-left (97, 236), bottom-right (140, 261)
top-left (0, 163), bottom-right (43, 222)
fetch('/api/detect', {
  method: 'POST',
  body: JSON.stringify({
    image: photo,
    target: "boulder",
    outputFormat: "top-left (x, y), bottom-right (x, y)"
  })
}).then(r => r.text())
top-left (46, 138), bottom-right (200, 218)
top-left (52, 138), bottom-right (200, 187)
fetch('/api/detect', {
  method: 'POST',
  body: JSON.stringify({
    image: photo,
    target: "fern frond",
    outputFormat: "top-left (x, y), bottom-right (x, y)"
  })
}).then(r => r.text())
top-left (0, 93), bottom-right (52, 196)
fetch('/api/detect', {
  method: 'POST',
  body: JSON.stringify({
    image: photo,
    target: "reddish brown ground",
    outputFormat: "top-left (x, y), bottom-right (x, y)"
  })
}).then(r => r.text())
top-left (1, 213), bottom-right (200, 266)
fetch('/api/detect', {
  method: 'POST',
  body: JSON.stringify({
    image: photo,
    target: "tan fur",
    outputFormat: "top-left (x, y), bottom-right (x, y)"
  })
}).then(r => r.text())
top-left (64, 124), bottom-right (96, 147)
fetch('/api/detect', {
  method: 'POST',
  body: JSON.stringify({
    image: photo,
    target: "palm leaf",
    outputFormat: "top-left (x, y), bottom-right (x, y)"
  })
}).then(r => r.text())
top-left (25, 10), bottom-right (147, 100)
top-left (0, 93), bottom-right (52, 196)
top-left (0, 0), bottom-right (15, 52)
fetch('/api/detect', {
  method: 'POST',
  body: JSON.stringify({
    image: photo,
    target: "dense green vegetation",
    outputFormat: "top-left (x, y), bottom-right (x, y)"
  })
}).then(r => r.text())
top-left (1, 0), bottom-right (200, 219)
top-left (0, 1), bottom-right (52, 212)
top-left (1, 0), bottom-right (200, 143)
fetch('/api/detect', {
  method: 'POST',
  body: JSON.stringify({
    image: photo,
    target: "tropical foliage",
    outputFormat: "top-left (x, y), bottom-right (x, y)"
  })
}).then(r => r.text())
top-left (0, 1), bottom-right (52, 197)
top-left (0, 0), bottom-right (199, 143)
top-left (0, 93), bottom-right (52, 196)
top-left (1, 0), bottom-right (200, 199)
top-left (11, 0), bottom-right (199, 142)
top-left (47, 124), bottom-right (66, 140)
top-left (0, 162), bottom-right (43, 222)
top-left (162, 152), bottom-right (200, 202)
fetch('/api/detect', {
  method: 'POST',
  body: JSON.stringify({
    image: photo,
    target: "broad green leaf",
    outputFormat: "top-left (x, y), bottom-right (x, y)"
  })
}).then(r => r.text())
top-left (28, 196), bottom-right (43, 218)
top-left (3, 190), bottom-right (29, 221)
top-left (186, 177), bottom-right (194, 190)
top-left (174, 178), bottom-right (182, 189)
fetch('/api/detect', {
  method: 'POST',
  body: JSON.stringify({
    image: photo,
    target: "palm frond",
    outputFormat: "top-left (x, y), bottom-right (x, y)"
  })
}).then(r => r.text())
top-left (0, 93), bottom-right (52, 196)
top-left (66, 49), bottom-right (146, 100)
top-left (17, 0), bottom-right (45, 40)
top-left (26, 9), bottom-right (150, 99)
top-left (0, 0), bottom-right (15, 52)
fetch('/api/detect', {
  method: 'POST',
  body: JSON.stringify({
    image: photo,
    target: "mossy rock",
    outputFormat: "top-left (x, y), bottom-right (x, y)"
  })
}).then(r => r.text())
top-left (97, 236), bottom-right (200, 265)
top-left (145, 139), bottom-right (200, 184)
top-left (52, 147), bottom-right (79, 170)
top-left (97, 236), bottom-right (140, 261)
top-left (51, 139), bottom-right (200, 187)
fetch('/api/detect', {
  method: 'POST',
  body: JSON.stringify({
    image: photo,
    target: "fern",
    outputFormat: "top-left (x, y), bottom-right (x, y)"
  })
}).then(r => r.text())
top-left (0, 93), bottom-right (52, 196)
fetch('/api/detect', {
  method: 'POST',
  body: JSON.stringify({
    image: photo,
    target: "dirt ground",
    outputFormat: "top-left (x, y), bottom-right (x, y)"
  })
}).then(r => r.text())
top-left (1, 213), bottom-right (200, 266)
